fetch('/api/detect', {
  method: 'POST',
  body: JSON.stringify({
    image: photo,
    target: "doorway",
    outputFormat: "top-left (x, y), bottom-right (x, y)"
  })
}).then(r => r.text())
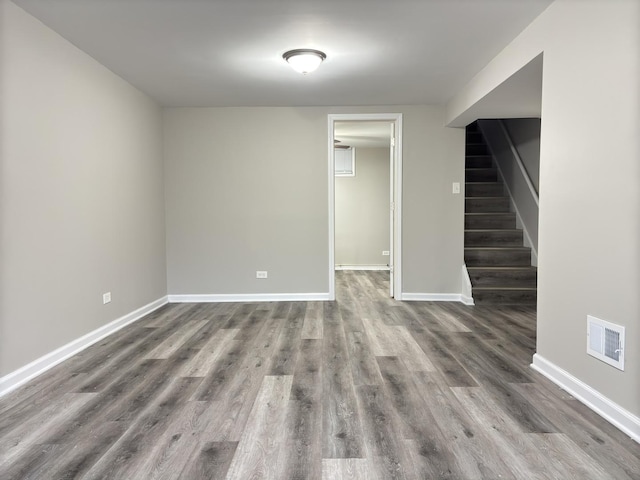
top-left (328, 113), bottom-right (403, 300)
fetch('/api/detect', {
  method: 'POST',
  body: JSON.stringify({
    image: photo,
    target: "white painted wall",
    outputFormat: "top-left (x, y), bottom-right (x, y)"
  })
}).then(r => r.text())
top-left (335, 147), bottom-right (390, 267)
top-left (448, 0), bottom-right (640, 419)
top-left (1, 2), bottom-right (167, 375)
top-left (164, 106), bottom-right (464, 297)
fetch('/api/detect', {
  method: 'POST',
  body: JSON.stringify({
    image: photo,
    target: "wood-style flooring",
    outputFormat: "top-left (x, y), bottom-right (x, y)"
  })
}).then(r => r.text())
top-left (1, 271), bottom-right (639, 479)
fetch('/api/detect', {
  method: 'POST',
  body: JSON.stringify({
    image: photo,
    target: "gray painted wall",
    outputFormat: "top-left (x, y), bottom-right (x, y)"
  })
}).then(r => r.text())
top-left (1, 2), bottom-right (167, 375)
top-left (479, 119), bottom-right (539, 257)
top-left (447, 0), bottom-right (640, 418)
top-left (164, 105), bottom-right (465, 296)
top-left (335, 147), bottom-right (390, 267)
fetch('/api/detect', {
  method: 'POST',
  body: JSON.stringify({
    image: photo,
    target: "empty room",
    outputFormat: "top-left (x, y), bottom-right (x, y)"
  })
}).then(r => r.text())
top-left (1, 0), bottom-right (639, 478)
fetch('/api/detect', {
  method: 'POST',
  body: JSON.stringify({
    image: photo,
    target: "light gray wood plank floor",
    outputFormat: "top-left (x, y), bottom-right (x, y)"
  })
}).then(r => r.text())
top-left (1, 271), bottom-right (639, 479)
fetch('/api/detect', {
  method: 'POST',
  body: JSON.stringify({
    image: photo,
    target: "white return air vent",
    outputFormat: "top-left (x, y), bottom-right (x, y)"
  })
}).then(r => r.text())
top-left (587, 315), bottom-right (625, 371)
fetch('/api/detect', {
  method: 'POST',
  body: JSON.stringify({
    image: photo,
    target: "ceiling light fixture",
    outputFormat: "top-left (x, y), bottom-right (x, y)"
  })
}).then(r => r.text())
top-left (283, 49), bottom-right (326, 75)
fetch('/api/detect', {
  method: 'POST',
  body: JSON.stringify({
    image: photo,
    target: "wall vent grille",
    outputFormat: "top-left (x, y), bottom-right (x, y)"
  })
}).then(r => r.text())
top-left (587, 315), bottom-right (625, 371)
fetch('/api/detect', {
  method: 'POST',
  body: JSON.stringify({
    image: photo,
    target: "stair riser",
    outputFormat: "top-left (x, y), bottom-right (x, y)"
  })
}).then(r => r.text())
top-left (465, 231), bottom-right (523, 247)
top-left (466, 144), bottom-right (489, 155)
top-left (473, 289), bottom-right (537, 305)
top-left (467, 270), bottom-right (537, 287)
top-left (466, 132), bottom-right (483, 143)
top-left (466, 169), bottom-right (497, 182)
top-left (465, 156), bottom-right (493, 168)
top-left (465, 214), bottom-right (516, 229)
top-left (465, 249), bottom-right (531, 267)
top-left (465, 183), bottom-right (504, 197)
top-left (465, 198), bottom-right (510, 213)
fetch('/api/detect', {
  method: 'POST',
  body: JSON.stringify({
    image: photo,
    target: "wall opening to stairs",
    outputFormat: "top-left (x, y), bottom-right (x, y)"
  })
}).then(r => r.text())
top-left (477, 119), bottom-right (540, 264)
top-left (464, 121), bottom-right (538, 306)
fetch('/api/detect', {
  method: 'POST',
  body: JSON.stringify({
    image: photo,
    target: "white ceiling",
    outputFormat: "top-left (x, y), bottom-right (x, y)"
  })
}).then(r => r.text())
top-left (335, 121), bottom-right (391, 149)
top-left (13, 0), bottom-right (553, 108)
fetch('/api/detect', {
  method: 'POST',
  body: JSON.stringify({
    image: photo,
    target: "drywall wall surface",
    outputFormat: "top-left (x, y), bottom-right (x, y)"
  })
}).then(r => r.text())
top-left (1, 2), bottom-right (167, 375)
top-left (335, 147), bottom-right (390, 267)
top-left (537, 0), bottom-right (639, 417)
top-left (163, 107), bottom-right (329, 295)
top-left (503, 118), bottom-right (540, 193)
top-left (479, 120), bottom-right (539, 255)
top-left (164, 105), bottom-right (464, 296)
top-left (401, 107), bottom-right (465, 294)
top-left (448, 0), bottom-right (640, 417)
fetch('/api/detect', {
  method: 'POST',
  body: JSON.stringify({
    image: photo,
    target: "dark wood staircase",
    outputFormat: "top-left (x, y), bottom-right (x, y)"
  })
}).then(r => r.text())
top-left (464, 122), bottom-right (537, 305)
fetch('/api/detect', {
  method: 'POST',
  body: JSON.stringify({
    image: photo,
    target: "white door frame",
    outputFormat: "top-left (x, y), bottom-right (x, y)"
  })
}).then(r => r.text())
top-left (328, 113), bottom-right (403, 300)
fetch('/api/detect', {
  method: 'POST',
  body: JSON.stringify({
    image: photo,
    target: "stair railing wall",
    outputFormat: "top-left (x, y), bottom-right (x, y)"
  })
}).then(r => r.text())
top-left (477, 119), bottom-right (539, 266)
top-left (499, 120), bottom-right (540, 205)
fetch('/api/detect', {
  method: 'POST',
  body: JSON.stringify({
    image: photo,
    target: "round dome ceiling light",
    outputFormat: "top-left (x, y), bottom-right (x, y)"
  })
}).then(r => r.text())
top-left (283, 49), bottom-right (326, 75)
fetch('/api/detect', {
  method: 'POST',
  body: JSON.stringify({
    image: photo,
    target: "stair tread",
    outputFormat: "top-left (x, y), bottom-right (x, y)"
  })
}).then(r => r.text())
top-left (473, 287), bottom-right (537, 291)
top-left (465, 229), bottom-right (521, 232)
top-left (465, 246), bottom-right (530, 250)
top-left (465, 187), bottom-right (505, 196)
top-left (465, 214), bottom-right (515, 218)
top-left (467, 266), bottom-right (536, 270)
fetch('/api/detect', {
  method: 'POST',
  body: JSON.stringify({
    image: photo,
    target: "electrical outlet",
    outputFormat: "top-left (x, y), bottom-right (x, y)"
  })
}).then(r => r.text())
top-left (452, 182), bottom-right (461, 194)
top-left (382, 251), bottom-right (390, 256)
top-left (103, 292), bottom-right (111, 304)
top-left (256, 271), bottom-right (268, 279)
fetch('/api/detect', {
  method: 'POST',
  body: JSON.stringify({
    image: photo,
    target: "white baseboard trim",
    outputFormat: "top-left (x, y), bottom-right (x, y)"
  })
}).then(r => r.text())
top-left (461, 264), bottom-right (475, 306)
top-left (461, 294), bottom-right (475, 306)
top-left (401, 293), bottom-right (465, 302)
top-left (335, 265), bottom-right (390, 271)
top-left (168, 293), bottom-right (331, 303)
top-left (531, 354), bottom-right (640, 444)
top-left (0, 296), bottom-right (168, 398)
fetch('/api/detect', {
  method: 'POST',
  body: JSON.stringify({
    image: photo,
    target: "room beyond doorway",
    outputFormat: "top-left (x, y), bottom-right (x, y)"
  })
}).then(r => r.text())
top-left (334, 121), bottom-right (391, 271)
top-left (328, 113), bottom-right (403, 300)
